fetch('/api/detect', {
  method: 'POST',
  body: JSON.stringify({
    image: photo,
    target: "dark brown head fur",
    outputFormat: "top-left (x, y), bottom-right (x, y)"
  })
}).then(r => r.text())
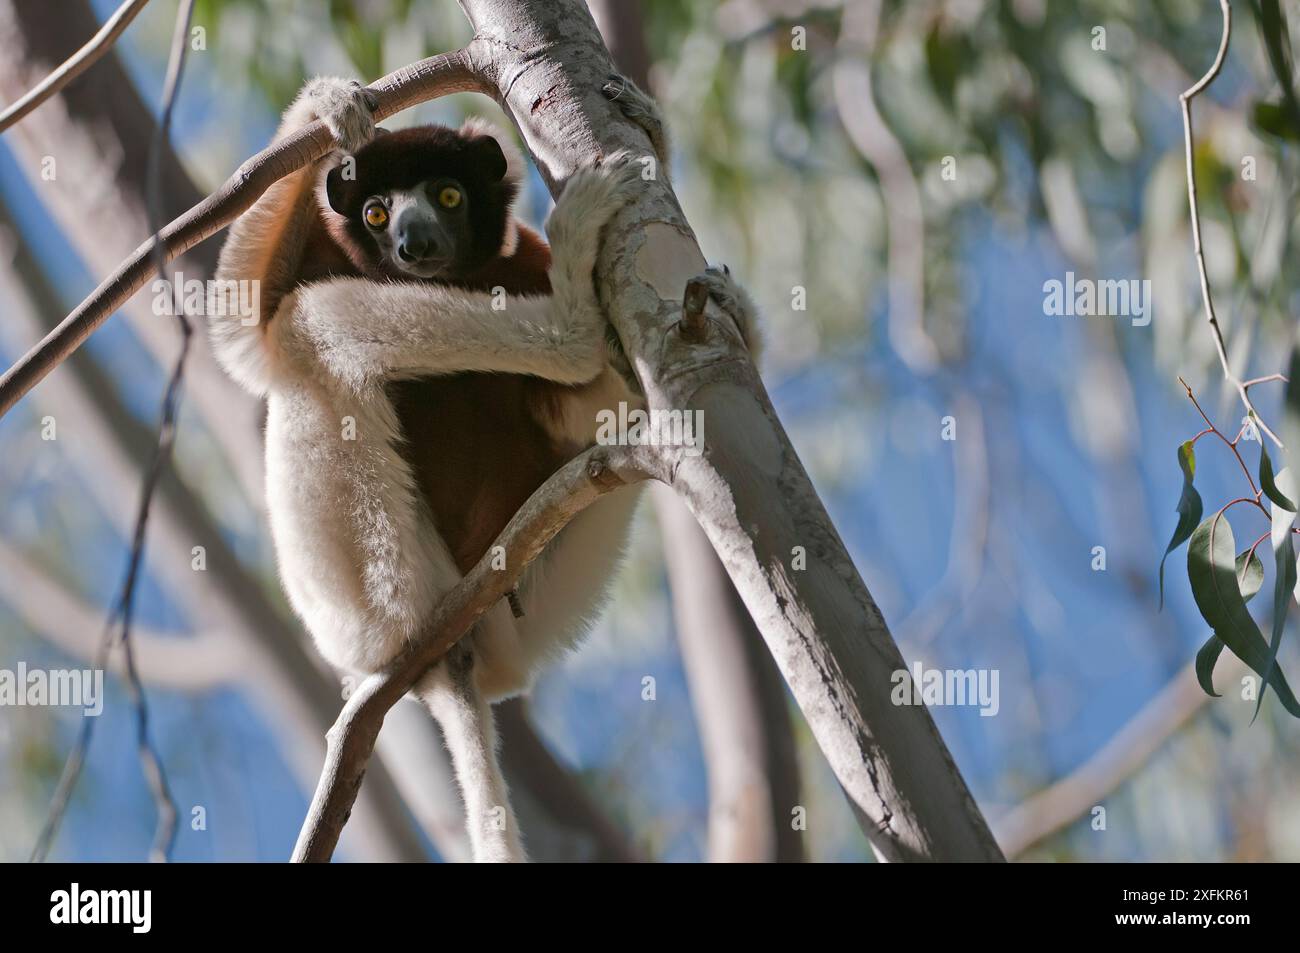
top-left (324, 124), bottom-right (518, 281)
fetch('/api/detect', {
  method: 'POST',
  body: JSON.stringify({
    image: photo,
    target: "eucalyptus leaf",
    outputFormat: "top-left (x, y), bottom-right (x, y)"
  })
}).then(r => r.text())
top-left (1235, 550), bottom-right (1265, 603)
top-left (1259, 443), bottom-right (1296, 512)
top-left (1252, 100), bottom-right (1300, 142)
top-left (1159, 441), bottom-right (1202, 609)
top-left (1194, 551), bottom-right (1263, 699)
top-left (1256, 469), bottom-right (1299, 720)
top-left (1195, 635), bottom-right (1225, 697)
top-left (1186, 513), bottom-right (1300, 717)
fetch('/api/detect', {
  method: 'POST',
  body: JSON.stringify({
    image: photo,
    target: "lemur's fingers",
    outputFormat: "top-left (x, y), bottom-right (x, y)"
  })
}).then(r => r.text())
top-left (306, 77), bottom-right (377, 154)
top-left (691, 266), bottom-right (765, 361)
top-left (548, 152), bottom-right (642, 251)
top-left (602, 73), bottom-right (669, 172)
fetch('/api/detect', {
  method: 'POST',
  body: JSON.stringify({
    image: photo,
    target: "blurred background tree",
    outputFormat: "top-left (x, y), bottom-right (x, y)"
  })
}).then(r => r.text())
top-left (1, 0), bottom-right (1298, 861)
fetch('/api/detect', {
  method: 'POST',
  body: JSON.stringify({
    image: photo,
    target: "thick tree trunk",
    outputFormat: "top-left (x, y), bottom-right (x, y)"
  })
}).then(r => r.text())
top-left (594, 0), bottom-right (803, 864)
top-left (458, 0), bottom-right (1002, 861)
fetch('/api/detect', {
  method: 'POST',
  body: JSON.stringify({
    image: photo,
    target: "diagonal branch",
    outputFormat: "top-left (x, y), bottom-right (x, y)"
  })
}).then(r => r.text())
top-left (292, 445), bottom-right (653, 862)
top-left (0, 44), bottom-right (491, 420)
top-left (0, 0), bottom-right (150, 132)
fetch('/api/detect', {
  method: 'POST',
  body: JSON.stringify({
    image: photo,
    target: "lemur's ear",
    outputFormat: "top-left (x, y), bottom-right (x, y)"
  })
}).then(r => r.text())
top-left (325, 165), bottom-right (350, 215)
top-left (466, 134), bottom-right (508, 182)
top-left (458, 117), bottom-right (525, 186)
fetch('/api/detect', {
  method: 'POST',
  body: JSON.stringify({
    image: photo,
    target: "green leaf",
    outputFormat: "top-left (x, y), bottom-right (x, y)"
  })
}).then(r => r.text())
top-left (1160, 441), bottom-right (1203, 609)
top-left (1256, 469), bottom-right (1299, 720)
top-left (1256, 0), bottom-right (1300, 115)
top-left (1252, 100), bottom-right (1300, 142)
top-left (1186, 512), bottom-right (1300, 716)
top-left (1236, 549), bottom-right (1265, 602)
top-left (1259, 443), bottom-right (1297, 512)
top-left (1195, 635), bottom-right (1225, 697)
top-left (1195, 550), bottom-right (1265, 699)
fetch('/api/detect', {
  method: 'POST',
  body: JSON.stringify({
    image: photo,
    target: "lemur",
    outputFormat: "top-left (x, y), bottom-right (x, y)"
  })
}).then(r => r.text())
top-left (209, 75), bottom-right (760, 862)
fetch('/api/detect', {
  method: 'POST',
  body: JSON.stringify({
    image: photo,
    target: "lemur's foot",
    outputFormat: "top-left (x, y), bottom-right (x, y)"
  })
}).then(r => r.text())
top-left (603, 73), bottom-right (669, 172)
top-left (691, 265), bottom-right (765, 362)
top-left (307, 77), bottom-right (378, 154)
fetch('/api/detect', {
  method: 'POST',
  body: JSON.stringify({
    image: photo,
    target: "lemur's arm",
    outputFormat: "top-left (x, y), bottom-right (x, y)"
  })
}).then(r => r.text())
top-left (215, 78), bottom-right (375, 325)
top-left (282, 157), bottom-right (643, 390)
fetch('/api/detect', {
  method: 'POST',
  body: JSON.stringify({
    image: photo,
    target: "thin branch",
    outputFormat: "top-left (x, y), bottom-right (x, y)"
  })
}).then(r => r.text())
top-left (292, 446), bottom-right (652, 862)
top-left (0, 44), bottom-right (491, 421)
top-left (1180, 0), bottom-right (1283, 448)
top-left (0, 0), bottom-right (150, 132)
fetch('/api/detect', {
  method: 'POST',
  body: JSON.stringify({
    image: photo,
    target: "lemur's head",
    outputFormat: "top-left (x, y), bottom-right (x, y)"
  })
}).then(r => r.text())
top-left (324, 118), bottom-right (523, 280)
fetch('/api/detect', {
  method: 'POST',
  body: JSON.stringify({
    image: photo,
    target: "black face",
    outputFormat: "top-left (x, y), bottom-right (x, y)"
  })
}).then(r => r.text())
top-left (324, 125), bottom-right (514, 282)
top-left (356, 178), bottom-right (473, 279)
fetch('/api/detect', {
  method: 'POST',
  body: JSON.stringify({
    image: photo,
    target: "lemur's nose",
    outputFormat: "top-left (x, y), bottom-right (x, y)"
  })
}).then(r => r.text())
top-left (396, 218), bottom-right (436, 262)
top-left (397, 237), bottom-right (427, 262)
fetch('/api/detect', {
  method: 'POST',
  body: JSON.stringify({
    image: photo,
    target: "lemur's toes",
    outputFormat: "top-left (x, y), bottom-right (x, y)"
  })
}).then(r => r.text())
top-left (309, 77), bottom-right (377, 154)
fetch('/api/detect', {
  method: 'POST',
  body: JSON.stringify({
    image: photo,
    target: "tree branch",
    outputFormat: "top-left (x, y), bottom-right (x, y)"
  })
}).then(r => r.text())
top-left (0, 0), bottom-right (149, 132)
top-left (291, 446), bottom-right (651, 862)
top-left (1180, 0), bottom-right (1283, 447)
top-left (0, 0), bottom-right (265, 502)
top-left (0, 44), bottom-right (491, 420)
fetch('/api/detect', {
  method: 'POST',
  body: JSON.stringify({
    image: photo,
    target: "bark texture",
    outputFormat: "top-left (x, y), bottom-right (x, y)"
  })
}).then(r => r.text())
top-left (458, 0), bottom-right (1002, 861)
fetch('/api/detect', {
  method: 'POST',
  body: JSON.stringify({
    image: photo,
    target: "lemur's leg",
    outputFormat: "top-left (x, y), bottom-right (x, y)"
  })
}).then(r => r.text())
top-left (602, 73), bottom-right (670, 173)
top-left (416, 642), bottom-right (525, 863)
top-left (689, 266), bottom-right (766, 363)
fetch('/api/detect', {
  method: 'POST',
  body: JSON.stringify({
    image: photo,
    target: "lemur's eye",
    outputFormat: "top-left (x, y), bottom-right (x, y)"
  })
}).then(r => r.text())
top-left (438, 186), bottom-right (462, 209)
top-left (364, 204), bottom-right (388, 228)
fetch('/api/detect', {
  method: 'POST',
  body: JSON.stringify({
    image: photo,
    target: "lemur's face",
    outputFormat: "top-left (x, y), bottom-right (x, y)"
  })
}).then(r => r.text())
top-left (358, 178), bottom-right (474, 279)
top-left (325, 124), bottom-right (513, 282)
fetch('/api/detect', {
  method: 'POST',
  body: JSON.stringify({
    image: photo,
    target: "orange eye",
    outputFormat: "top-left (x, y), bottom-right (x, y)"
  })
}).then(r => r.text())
top-left (364, 204), bottom-right (388, 228)
top-left (438, 186), bottom-right (462, 209)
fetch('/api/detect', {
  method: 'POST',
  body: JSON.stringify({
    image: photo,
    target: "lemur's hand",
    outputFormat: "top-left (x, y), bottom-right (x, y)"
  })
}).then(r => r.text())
top-left (602, 73), bottom-right (669, 174)
top-left (306, 77), bottom-right (378, 154)
top-left (542, 154), bottom-right (643, 380)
